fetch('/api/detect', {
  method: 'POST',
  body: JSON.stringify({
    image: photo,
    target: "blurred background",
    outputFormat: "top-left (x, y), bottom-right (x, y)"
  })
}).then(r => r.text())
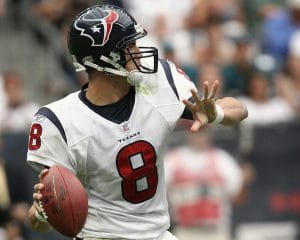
top-left (0, 0), bottom-right (299, 239)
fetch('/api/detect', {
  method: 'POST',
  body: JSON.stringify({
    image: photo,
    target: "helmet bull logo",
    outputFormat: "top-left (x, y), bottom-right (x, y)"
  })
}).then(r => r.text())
top-left (74, 10), bottom-right (119, 46)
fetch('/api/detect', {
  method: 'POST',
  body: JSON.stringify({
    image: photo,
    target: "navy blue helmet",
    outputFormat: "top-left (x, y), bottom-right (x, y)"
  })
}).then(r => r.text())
top-left (68, 5), bottom-right (158, 76)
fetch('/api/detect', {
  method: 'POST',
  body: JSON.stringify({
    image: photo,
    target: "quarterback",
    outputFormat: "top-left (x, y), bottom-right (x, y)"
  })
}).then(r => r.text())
top-left (27, 4), bottom-right (248, 240)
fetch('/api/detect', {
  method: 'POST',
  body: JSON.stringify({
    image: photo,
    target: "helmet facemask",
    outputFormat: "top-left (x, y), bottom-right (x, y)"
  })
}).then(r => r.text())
top-left (119, 45), bottom-right (158, 74)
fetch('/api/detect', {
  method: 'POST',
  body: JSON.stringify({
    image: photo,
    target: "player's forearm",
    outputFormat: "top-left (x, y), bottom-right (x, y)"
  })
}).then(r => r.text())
top-left (216, 97), bottom-right (248, 125)
top-left (28, 205), bottom-right (52, 232)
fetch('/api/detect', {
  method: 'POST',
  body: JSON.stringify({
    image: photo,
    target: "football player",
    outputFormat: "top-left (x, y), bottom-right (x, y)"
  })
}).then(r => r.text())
top-left (27, 4), bottom-right (248, 240)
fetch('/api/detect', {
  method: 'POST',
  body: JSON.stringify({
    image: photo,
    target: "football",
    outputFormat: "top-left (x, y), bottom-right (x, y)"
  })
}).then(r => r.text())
top-left (40, 165), bottom-right (88, 237)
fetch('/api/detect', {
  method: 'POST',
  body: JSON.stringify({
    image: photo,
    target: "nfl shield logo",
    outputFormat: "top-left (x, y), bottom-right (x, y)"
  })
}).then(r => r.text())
top-left (121, 123), bottom-right (130, 133)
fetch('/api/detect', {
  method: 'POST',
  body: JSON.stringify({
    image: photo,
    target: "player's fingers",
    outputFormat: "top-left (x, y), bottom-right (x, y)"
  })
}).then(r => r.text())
top-left (34, 183), bottom-right (44, 192)
top-left (39, 169), bottom-right (49, 181)
top-left (208, 80), bottom-right (219, 99)
top-left (190, 120), bottom-right (202, 132)
top-left (33, 200), bottom-right (42, 212)
top-left (182, 99), bottom-right (195, 111)
top-left (203, 81), bottom-right (209, 99)
top-left (190, 89), bottom-right (202, 105)
top-left (33, 192), bottom-right (42, 201)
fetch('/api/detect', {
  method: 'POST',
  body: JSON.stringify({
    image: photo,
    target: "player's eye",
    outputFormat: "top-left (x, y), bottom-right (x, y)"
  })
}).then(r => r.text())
top-left (127, 41), bottom-right (137, 51)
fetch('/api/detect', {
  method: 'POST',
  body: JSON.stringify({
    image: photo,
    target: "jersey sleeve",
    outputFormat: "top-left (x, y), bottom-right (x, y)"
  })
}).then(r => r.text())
top-left (27, 115), bottom-right (76, 174)
top-left (168, 60), bottom-right (197, 102)
top-left (153, 59), bottom-right (197, 126)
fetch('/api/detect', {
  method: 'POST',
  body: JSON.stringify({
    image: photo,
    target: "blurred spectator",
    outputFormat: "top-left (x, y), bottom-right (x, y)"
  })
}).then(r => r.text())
top-left (275, 37), bottom-right (300, 114)
top-left (261, 0), bottom-right (300, 66)
top-left (199, 64), bottom-right (224, 95)
top-left (193, 33), bottom-right (214, 67)
top-left (242, 0), bottom-right (284, 31)
top-left (176, 0), bottom-right (245, 66)
top-left (0, 0), bottom-right (6, 18)
top-left (3, 220), bottom-right (24, 240)
top-left (192, 28), bottom-right (233, 67)
top-left (221, 33), bottom-right (255, 96)
top-left (10, 203), bottom-right (29, 226)
top-left (33, 0), bottom-right (71, 29)
top-left (0, 0), bottom-right (83, 104)
top-left (9, 203), bottom-right (31, 240)
top-left (165, 127), bottom-right (243, 240)
top-left (30, 0), bottom-right (85, 87)
top-left (183, 0), bottom-right (210, 29)
top-left (238, 72), bottom-right (295, 126)
top-left (128, 0), bottom-right (245, 71)
top-left (185, 0), bottom-right (243, 29)
top-left (127, 0), bottom-right (199, 65)
top-left (164, 28), bottom-right (199, 66)
top-left (0, 71), bottom-right (39, 133)
top-left (127, 0), bottom-right (195, 35)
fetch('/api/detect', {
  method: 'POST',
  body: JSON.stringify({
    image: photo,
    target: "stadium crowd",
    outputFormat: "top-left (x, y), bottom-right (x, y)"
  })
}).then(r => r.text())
top-left (0, 0), bottom-right (299, 239)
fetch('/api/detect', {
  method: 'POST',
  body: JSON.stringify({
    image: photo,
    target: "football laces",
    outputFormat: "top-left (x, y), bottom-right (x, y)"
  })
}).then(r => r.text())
top-left (38, 200), bottom-right (49, 220)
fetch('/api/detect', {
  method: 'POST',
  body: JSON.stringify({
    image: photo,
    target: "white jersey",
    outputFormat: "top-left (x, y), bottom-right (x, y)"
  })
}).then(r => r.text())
top-left (27, 60), bottom-right (195, 240)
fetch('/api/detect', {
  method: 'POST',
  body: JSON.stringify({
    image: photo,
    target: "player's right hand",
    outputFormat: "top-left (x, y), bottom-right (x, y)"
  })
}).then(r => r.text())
top-left (32, 168), bottom-right (48, 212)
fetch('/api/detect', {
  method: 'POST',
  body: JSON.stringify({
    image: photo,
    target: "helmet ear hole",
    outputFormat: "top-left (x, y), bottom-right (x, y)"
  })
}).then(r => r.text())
top-left (109, 51), bottom-right (122, 63)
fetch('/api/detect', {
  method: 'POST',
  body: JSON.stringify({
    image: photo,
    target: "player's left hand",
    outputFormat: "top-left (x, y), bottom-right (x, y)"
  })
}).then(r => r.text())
top-left (183, 80), bottom-right (219, 132)
top-left (32, 169), bottom-right (48, 213)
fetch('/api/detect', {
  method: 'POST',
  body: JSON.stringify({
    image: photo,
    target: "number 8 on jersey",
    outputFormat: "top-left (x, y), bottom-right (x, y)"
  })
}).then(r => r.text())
top-left (116, 140), bottom-right (158, 204)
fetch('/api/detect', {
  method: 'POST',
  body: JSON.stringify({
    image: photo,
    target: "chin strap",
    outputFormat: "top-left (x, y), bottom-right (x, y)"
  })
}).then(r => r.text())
top-left (84, 60), bottom-right (128, 77)
top-left (83, 55), bottom-right (129, 77)
top-left (83, 56), bottom-right (143, 86)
